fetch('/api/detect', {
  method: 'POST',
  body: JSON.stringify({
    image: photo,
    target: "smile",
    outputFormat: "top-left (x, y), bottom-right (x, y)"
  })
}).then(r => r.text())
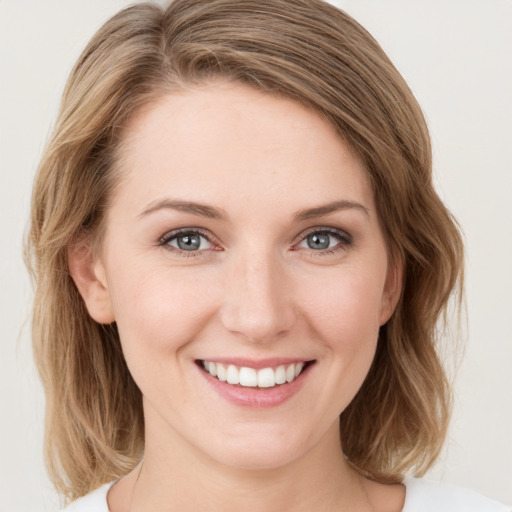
top-left (200, 360), bottom-right (309, 388)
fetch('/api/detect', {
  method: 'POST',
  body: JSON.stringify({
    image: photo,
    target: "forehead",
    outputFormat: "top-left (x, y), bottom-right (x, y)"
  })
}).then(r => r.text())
top-left (114, 82), bottom-right (373, 216)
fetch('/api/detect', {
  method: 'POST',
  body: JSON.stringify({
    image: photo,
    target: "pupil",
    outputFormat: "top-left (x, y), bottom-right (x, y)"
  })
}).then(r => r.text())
top-left (177, 234), bottom-right (200, 251)
top-left (308, 233), bottom-right (329, 250)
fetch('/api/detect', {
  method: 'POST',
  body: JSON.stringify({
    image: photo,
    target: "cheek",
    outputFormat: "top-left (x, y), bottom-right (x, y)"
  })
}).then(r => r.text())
top-left (107, 262), bottom-right (218, 369)
top-left (294, 268), bottom-right (386, 417)
top-left (301, 268), bottom-right (385, 348)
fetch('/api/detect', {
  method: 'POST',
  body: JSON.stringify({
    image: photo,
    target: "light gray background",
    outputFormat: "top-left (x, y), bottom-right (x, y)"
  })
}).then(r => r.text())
top-left (1, 1), bottom-right (511, 510)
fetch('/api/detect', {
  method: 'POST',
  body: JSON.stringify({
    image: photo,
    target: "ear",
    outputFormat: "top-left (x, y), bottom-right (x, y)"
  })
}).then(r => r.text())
top-left (378, 255), bottom-right (404, 326)
top-left (67, 240), bottom-right (115, 324)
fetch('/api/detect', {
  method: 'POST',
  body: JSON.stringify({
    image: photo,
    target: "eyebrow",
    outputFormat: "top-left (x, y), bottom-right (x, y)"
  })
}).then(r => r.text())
top-left (138, 198), bottom-right (369, 221)
top-left (293, 200), bottom-right (369, 221)
top-left (138, 199), bottom-right (227, 220)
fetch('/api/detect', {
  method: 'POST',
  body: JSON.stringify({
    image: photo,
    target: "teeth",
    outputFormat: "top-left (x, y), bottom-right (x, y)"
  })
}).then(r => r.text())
top-left (226, 364), bottom-right (240, 385)
top-left (257, 367), bottom-right (275, 388)
top-left (216, 363), bottom-right (227, 382)
top-left (286, 364), bottom-right (295, 382)
top-left (275, 365), bottom-right (286, 385)
top-left (239, 367), bottom-right (257, 387)
top-left (207, 361), bottom-right (217, 377)
top-left (201, 361), bottom-right (307, 388)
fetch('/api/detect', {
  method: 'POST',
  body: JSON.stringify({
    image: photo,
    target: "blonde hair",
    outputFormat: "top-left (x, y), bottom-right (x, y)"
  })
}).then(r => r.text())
top-left (25, 0), bottom-right (463, 501)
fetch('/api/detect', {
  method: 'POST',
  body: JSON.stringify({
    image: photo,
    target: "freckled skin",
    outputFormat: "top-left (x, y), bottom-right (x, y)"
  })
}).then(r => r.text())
top-left (84, 82), bottom-right (404, 511)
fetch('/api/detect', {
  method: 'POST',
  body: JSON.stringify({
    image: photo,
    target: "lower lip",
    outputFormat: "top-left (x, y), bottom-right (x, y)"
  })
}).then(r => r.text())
top-left (197, 363), bottom-right (312, 409)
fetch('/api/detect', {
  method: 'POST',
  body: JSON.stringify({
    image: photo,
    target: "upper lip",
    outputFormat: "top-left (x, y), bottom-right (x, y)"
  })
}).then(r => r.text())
top-left (196, 358), bottom-right (314, 370)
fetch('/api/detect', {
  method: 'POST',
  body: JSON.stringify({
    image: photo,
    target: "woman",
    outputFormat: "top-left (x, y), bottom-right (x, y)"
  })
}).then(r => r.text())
top-left (25, 0), bottom-right (510, 510)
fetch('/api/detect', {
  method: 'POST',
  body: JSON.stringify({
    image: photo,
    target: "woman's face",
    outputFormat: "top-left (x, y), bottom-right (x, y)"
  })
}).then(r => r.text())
top-left (87, 82), bottom-right (400, 470)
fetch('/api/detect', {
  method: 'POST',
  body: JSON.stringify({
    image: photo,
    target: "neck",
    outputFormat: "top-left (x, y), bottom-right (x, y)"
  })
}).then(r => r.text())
top-left (121, 413), bottom-right (371, 512)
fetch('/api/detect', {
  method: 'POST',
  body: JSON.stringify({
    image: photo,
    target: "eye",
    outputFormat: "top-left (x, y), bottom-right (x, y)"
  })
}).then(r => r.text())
top-left (161, 229), bottom-right (214, 253)
top-left (296, 229), bottom-right (352, 253)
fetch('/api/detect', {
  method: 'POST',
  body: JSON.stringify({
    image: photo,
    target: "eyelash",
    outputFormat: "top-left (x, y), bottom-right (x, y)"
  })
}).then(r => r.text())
top-left (158, 228), bottom-right (216, 258)
top-left (158, 227), bottom-right (353, 258)
top-left (295, 227), bottom-right (353, 257)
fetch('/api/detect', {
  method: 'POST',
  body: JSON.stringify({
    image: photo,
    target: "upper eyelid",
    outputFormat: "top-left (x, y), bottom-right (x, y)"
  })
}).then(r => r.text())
top-left (295, 226), bottom-right (352, 243)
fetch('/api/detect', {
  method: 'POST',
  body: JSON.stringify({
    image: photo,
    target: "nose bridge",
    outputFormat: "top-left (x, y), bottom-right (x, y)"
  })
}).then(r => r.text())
top-left (220, 243), bottom-right (295, 343)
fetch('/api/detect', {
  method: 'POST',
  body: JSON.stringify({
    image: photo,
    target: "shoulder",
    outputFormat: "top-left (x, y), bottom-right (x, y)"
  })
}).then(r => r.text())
top-left (402, 478), bottom-right (511, 512)
top-left (61, 482), bottom-right (112, 512)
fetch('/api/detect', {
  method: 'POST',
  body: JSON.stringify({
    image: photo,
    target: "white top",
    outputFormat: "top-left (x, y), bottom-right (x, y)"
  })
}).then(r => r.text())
top-left (64, 477), bottom-right (511, 511)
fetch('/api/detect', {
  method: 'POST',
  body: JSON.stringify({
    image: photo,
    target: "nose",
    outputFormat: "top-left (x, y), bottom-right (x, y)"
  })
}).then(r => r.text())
top-left (219, 248), bottom-right (296, 344)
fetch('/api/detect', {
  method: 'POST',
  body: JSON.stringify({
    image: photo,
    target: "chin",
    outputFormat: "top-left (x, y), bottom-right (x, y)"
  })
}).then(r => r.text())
top-left (198, 422), bottom-right (325, 472)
